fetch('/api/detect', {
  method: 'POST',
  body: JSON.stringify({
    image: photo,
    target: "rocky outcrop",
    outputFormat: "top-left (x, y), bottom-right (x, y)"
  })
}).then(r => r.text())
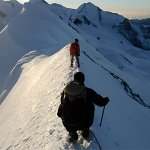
top-left (118, 18), bottom-right (143, 49)
top-left (118, 18), bottom-right (150, 50)
top-left (73, 18), bottom-right (82, 25)
top-left (0, 11), bottom-right (6, 18)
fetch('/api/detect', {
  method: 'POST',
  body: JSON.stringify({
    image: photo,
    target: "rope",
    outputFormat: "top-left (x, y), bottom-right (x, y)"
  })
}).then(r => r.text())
top-left (90, 129), bottom-right (102, 150)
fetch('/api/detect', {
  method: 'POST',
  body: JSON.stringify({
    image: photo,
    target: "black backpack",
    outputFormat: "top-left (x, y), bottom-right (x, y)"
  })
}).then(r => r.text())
top-left (62, 81), bottom-right (87, 125)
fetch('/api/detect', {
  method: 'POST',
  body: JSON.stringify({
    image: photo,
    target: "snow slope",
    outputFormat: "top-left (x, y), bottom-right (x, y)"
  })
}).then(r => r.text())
top-left (0, 43), bottom-right (150, 149)
top-left (0, 46), bottom-right (72, 150)
top-left (0, 0), bottom-right (150, 150)
top-left (0, 0), bottom-right (79, 96)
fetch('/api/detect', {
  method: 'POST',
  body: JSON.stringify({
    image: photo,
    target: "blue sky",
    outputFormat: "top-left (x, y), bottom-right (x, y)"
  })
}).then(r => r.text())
top-left (17, 0), bottom-right (150, 19)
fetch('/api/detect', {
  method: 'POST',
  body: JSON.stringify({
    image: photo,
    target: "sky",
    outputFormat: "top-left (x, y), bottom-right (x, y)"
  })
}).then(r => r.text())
top-left (16, 0), bottom-right (150, 19)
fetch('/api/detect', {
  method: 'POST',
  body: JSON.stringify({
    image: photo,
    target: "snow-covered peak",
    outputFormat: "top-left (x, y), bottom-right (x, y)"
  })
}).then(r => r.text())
top-left (4, 0), bottom-right (72, 49)
top-left (67, 2), bottom-right (124, 28)
top-left (79, 2), bottom-right (124, 25)
top-left (0, 0), bottom-right (22, 13)
top-left (78, 2), bottom-right (101, 12)
top-left (28, 0), bottom-right (47, 4)
top-left (66, 3), bottom-right (101, 28)
top-left (0, 0), bottom-right (22, 31)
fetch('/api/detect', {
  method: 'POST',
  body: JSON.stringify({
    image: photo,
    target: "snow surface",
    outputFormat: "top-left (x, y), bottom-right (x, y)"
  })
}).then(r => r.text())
top-left (0, 0), bottom-right (150, 150)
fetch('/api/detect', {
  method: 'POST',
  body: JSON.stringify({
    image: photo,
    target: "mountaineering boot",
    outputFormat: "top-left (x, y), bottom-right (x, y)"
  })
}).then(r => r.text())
top-left (81, 128), bottom-right (90, 139)
top-left (67, 131), bottom-right (78, 142)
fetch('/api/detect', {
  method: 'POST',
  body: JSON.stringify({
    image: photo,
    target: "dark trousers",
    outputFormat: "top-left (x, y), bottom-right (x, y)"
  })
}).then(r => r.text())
top-left (71, 55), bottom-right (80, 67)
top-left (64, 124), bottom-right (89, 137)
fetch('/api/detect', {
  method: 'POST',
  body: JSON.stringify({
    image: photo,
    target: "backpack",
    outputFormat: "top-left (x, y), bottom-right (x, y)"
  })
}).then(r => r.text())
top-left (62, 81), bottom-right (87, 125)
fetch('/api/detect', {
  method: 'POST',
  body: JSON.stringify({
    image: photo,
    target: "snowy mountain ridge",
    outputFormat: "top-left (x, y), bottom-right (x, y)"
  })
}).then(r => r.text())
top-left (0, 0), bottom-right (22, 30)
top-left (50, 2), bottom-right (150, 50)
top-left (0, 0), bottom-right (150, 149)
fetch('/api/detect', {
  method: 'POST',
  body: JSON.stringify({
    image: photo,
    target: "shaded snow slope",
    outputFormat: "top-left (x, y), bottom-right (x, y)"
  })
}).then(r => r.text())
top-left (0, 26), bottom-right (26, 96)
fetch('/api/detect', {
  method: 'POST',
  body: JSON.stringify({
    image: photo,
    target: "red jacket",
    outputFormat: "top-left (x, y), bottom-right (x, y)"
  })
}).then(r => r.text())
top-left (70, 42), bottom-right (80, 56)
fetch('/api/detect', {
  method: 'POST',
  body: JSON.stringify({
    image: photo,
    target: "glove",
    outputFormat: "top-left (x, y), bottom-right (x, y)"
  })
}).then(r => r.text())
top-left (104, 97), bottom-right (109, 106)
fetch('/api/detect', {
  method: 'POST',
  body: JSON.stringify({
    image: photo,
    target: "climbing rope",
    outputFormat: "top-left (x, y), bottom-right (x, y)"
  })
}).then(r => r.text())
top-left (90, 129), bottom-right (102, 150)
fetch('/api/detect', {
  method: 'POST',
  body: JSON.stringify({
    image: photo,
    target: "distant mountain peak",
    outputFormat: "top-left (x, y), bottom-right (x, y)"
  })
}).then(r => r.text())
top-left (79, 2), bottom-right (100, 10)
top-left (29, 0), bottom-right (47, 4)
top-left (1, 0), bottom-right (21, 6)
top-left (29, 0), bottom-right (42, 2)
top-left (76, 2), bottom-right (101, 16)
top-left (83, 2), bottom-right (96, 7)
top-left (6, 0), bottom-right (18, 2)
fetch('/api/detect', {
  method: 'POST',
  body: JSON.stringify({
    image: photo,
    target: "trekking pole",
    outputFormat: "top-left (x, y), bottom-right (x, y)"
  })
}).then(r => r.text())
top-left (99, 106), bottom-right (105, 126)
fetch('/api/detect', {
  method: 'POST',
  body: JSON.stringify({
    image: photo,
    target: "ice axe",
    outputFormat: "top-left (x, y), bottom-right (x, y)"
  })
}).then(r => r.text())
top-left (99, 106), bottom-right (105, 126)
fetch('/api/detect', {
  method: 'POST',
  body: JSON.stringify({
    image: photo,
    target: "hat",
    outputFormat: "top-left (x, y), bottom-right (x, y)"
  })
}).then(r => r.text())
top-left (74, 72), bottom-right (85, 83)
top-left (75, 39), bottom-right (79, 42)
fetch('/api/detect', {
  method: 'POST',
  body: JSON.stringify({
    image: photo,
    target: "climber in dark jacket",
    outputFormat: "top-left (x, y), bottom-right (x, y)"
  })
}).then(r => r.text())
top-left (57, 72), bottom-right (109, 142)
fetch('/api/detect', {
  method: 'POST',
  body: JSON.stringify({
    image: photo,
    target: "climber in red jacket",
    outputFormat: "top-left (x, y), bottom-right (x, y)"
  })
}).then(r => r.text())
top-left (70, 39), bottom-right (80, 67)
